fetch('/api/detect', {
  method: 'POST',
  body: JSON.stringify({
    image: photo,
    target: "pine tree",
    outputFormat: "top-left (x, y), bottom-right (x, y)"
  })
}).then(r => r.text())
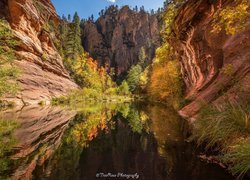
top-left (64, 12), bottom-right (83, 61)
top-left (127, 65), bottom-right (142, 92)
top-left (138, 47), bottom-right (146, 66)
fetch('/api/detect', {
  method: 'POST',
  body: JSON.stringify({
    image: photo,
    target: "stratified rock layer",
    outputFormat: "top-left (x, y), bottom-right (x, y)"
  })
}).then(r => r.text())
top-left (1, 0), bottom-right (78, 105)
top-left (173, 0), bottom-right (250, 118)
top-left (82, 6), bottom-right (160, 76)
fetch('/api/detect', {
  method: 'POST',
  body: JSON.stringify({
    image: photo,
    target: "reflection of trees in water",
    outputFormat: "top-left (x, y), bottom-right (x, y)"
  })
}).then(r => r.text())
top-left (0, 103), bottom-right (233, 180)
top-left (0, 119), bottom-right (19, 179)
top-left (0, 106), bottom-right (76, 179)
top-left (34, 102), bottom-right (133, 179)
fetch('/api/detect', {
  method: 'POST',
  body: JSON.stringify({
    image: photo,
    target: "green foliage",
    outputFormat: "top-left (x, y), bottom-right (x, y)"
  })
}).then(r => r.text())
top-left (127, 108), bottom-right (143, 134)
top-left (127, 65), bottom-right (143, 92)
top-left (212, 0), bottom-right (250, 35)
top-left (62, 12), bottom-right (83, 60)
top-left (41, 53), bottom-right (47, 61)
top-left (0, 119), bottom-right (19, 176)
top-left (117, 81), bottom-right (130, 96)
top-left (190, 103), bottom-right (250, 177)
top-left (0, 20), bottom-right (20, 97)
top-left (0, 20), bottom-right (18, 64)
top-left (138, 47), bottom-right (146, 66)
top-left (52, 87), bottom-right (133, 106)
top-left (160, 3), bottom-right (176, 42)
top-left (221, 138), bottom-right (250, 177)
top-left (139, 67), bottom-right (149, 92)
top-left (191, 103), bottom-right (250, 150)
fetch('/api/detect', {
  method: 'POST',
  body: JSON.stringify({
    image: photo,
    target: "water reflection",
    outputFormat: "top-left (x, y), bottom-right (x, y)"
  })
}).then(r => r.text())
top-left (0, 102), bottom-right (233, 179)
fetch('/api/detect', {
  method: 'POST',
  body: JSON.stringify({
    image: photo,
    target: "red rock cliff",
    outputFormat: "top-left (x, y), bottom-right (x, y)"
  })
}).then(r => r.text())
top-left (1, 0), bottom-right (78, 105)
top-left (82, 6), bottom-right (160, 76)
top-left (173, 0), bottom-right (250, 119)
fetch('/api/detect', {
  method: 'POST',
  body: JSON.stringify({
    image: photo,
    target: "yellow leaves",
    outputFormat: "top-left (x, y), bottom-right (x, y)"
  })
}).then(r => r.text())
top-left (160, 3), bottom-right (176, 42)
top-left (212, 0), bottom-right (250, 35)
top-left (155, 43), bottom-right (172, 63)
top-left (148, 60), bottom-right (181, 101)
top-left (222, 64), bottom-right (234, 76)
top-left (69, 51), bottom-right (114, 91)
top-left (139, 67), bottom-right (149, 88)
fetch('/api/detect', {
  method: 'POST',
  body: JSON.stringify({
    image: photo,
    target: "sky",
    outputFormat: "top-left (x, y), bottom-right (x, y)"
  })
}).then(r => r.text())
top-left (51, 0), bottom-right (165, 20)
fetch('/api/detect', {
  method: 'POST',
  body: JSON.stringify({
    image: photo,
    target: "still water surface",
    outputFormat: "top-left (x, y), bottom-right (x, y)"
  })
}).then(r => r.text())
top-left (0, 102), bottom-right (234, 180)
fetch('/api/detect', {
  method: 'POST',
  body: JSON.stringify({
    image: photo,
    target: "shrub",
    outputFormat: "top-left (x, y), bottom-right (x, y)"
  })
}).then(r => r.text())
top-left (212, 0), bottom-right (250, 35)
top-left (0, 20), bottom-right (20, 97)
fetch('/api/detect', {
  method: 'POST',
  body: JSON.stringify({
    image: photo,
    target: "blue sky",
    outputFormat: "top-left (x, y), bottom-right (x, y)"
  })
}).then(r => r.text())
top-left (51, 0), bottom-right (165, 20)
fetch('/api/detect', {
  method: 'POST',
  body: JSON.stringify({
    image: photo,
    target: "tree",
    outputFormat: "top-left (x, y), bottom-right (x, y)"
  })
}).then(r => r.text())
top-left (90, 14), bottom-right (94, 22)
top-left (63, 12), bottom-right (84, 67)
top-left (135, 6), bottom-right (138, 12)
top-left (127, 65), bottom-right (142, 92)
top-left (148, 60), bottom-right (181, 103)
top-left (118, 81), bottom-right (130, 95)
top-left (67, 14), bottom-right (71, 22)
top-left (138, 47), bottom-right (146, 66)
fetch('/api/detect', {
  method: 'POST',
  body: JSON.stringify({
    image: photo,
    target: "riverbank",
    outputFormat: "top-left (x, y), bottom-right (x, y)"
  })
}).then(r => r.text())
top-left (51, 88), bottom-right (134, 106)
top-left (188, 103), bottom-right (250, 179)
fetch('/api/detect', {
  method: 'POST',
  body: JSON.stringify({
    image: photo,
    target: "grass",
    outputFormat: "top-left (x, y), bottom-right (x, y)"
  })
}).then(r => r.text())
top-left (190, 103), bottom-right (250, 178)
top-left (51, 88), bottom-right (133, 106)
top-left (221, 138), bottom-right (250, 177)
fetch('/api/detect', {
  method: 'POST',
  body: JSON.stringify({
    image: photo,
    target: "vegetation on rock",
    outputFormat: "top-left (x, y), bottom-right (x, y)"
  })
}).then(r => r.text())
top-left (212, 0), bottom-right (250, 35)
top-left (0, 20), bottom-right (20, 98)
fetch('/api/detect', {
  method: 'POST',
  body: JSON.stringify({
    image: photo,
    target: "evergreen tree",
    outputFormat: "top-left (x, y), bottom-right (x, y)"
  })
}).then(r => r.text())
top-left (91, 14), bottom-right (94, 22)
top-left (138, 47), bottom-right (146, 66)
top-left (118, 81), bottom-right (130, 95)
top-left (67, 14), bottom-right (71, 22)
top-left (64, 12), bottom-right (83, 62)
top-left (127, 65), bottom-right (142, 92)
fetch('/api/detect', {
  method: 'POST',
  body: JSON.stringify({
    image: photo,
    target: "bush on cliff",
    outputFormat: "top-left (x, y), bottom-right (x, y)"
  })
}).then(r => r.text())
top-left (0, 20), bottom-right (20, 98)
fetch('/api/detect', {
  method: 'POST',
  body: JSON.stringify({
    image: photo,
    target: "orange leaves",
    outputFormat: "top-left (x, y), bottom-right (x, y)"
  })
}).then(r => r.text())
top-left (87, 126), bottom-right (98, 141)
top-left (86, 57), bottom-right (98, 71)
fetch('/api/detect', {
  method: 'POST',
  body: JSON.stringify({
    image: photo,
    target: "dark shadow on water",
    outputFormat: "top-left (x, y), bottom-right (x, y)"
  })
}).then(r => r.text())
top-left (0, 103), bottom-right (234, 180)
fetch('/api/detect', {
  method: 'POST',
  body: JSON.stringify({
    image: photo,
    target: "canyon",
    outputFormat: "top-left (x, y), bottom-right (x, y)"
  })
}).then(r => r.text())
top-left (82, 6), bottom-right (160, 76)
top-left (0, 0), bottom-right (249, 120)
top-left (0, 0), bottom-right (249, 179)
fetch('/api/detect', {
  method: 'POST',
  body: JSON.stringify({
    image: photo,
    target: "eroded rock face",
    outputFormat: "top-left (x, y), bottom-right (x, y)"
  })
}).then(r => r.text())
top-left (82, 6), bottom-right (160, 76)
top-left (1, 0), bottom-right (78, 106)
top-left (173, 0), bottom-right (250, 118)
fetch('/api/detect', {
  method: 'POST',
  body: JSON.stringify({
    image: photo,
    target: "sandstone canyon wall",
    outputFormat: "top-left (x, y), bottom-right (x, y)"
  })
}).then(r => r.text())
top-left (0, 0), bottom-right (78, 106)
top-left (82, 6), bottom-right (161, 76)
top-left (173, 0), bottom-right (250, 119)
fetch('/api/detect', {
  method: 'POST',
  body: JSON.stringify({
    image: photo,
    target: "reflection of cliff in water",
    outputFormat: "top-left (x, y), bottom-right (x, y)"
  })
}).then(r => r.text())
top-left (0, 103), bottom-right (233, 180)
top-left (0, 106), bottom-right (76, 179)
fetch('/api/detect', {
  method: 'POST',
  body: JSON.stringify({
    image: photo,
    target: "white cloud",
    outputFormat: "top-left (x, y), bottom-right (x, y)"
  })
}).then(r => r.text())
top-left (106, 0), bottom-right (117, 3)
